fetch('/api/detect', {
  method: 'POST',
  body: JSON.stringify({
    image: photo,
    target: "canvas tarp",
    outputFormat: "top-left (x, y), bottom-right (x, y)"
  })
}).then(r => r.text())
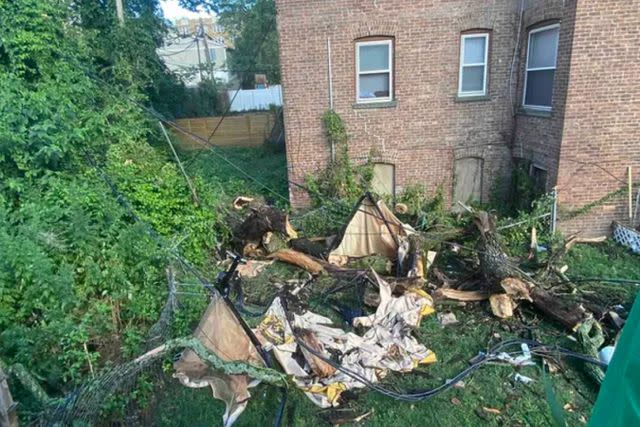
top-left (173, 296), bottom-right (265, 427)
top-left (328, 194), bottom-right (413, 266)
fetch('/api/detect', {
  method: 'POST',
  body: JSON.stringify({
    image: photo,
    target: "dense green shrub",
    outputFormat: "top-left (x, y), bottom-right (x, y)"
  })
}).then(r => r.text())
top-left (0, 0), bottom-right (228, 414)
top-left (107, 140), bottom-right (227, 263)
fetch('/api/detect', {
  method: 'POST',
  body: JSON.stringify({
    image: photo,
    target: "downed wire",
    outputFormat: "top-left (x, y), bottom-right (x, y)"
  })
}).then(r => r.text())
top-left (564, 277), bottom-right (640, 286)
top-left (293, 336), bottom-right (604, 402)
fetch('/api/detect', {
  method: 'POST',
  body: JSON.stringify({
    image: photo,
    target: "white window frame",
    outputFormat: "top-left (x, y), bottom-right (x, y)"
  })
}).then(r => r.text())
top-left (458, 33), bottom-right (489, 97)
top-left (523, 23), bottom-right (560, 111)
top-left (356, 39), bottom-right (393, 103)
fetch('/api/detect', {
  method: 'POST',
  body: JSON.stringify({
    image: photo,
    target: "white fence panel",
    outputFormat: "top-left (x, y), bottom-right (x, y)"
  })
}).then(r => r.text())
top-left (228, 85), bottom-right (283, 112)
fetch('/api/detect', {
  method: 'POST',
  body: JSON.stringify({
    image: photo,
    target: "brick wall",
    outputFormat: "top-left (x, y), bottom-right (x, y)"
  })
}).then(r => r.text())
top-left (555, 0), bottom-right (640, 236)
top-left (277, 0), bottom-right (519, 208)
top-left (277, 0), bottom-right (640, 237)
top-left (512, 0), bottom-right (576, 187)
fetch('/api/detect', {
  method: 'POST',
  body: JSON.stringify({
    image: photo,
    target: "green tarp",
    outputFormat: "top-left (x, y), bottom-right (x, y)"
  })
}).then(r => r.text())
top-left (589, 294), bottom-right (640, 426)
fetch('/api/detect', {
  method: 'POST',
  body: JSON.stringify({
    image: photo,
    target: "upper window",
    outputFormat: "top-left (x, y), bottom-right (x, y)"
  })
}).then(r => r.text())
top-left (523, 24), bottom-right (560, 110)
top-left (458, 33), bottom-right (489, 97)
top-left (356, 39), bottom-right (393, 103)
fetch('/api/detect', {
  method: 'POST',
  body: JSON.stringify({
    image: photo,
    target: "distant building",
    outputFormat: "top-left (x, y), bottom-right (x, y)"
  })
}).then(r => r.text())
top-left (158, 16), bottom-right (232, 86)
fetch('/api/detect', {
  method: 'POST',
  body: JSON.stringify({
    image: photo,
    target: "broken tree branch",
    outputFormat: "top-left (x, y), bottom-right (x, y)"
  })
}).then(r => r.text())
top-left (530, 288), bottom-right (587, 331)
top-left (564, 235), bottom-right (607, 251)
top-left (269, 249), bottom-right (324, 274)
top-left (433, 289), bottom-right (490, 302)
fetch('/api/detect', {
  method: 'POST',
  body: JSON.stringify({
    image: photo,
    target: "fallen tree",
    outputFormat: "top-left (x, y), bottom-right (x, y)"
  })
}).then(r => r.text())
top-left (432, 211), bottom-right (592, 330)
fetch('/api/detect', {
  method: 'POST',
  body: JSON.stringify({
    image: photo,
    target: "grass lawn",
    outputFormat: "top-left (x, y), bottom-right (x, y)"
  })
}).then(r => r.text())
top-left (564, 240), bottom-right (640, 283)
top-left (157, 144), bottom-right (639, 426)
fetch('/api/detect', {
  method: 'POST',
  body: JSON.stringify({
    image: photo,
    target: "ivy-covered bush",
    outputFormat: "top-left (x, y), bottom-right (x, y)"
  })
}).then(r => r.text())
top-left (305, 110), bottom-right (373, 207)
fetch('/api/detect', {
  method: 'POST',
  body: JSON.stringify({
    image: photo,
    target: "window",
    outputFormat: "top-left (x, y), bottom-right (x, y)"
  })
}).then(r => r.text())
top-left (523, 24), bottom-right (560, 110)
top-left (458, 33), bottom-right (489, 97)
top-left (208, 48), bottom-right (217, 62)
top-left (530, 164), bottom-right (548, 194)
top-left (356, 40), bottom-right (393, 103)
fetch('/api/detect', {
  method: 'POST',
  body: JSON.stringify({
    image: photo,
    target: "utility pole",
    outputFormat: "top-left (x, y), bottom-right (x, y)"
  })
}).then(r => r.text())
top-left (195, 36), bottom-right (204, 82)
top-left (199, 18), bottom-right (214, 80)
top-left (115, 0), bottom-right (124, 25)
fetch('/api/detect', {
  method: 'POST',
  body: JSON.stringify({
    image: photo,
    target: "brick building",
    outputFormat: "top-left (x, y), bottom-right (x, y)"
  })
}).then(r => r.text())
top-left (276, 0), bottom-right (640, 236)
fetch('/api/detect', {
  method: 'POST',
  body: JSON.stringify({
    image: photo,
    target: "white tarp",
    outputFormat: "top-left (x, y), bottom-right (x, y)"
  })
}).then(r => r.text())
top-left (255, 271), bottom-right (436, 408)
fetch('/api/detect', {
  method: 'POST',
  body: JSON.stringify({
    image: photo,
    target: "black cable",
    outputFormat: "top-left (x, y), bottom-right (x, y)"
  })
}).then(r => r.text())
top-left (72, 49), bottom-right (489, 250)
top-left (273, 387), bottom-right (288, 427)
top-left (292, 334), bottom-right (604, 402)
top-left (157, 40), bottom-right (197, 56)
top-left (566, 277), bottom-right (640, 285)
top-left (61, 19), bottom-right (631, 245)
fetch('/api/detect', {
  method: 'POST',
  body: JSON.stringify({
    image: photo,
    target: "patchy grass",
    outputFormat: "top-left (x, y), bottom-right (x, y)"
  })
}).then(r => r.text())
top-left (564, 241), bottom-right (640, 281)
top-left (156, 262), bottom-right (606, 427)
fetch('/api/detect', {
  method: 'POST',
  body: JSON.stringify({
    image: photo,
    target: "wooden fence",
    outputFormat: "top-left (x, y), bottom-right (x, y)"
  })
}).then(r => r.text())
top-left (171, 112), bottom-right (276, 149)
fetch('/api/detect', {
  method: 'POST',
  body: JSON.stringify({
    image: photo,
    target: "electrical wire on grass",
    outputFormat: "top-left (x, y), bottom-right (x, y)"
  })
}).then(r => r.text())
top-left (293, 336), bottom-right (605, 402)
top-left (83, 147), bottom-right (609, 412)
top-left (562, 277), bottom-right (640, 286)
top-left (63, 19), bottom-right (619, 409)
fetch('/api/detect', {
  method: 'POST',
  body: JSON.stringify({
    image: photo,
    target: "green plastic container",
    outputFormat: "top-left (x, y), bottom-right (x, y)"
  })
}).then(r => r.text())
top-left (589, 294), bottom-right (640, 426)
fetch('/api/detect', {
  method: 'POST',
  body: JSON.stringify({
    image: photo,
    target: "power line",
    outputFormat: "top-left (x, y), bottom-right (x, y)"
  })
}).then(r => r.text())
top-left (64, 14), bottom-right (630, 249)
top-left (157, 40), bottom-right (198, 57)
top-left (205, 15), bottom-right (276, 144)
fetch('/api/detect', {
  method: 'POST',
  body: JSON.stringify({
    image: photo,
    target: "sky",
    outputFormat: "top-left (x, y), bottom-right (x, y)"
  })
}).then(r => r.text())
top-left (160, 0), bottom-right (209, 20)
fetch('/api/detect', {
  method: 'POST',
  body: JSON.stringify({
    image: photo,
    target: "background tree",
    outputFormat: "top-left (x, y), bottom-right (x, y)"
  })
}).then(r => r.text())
top-left (73, 0), bottom-right (197, 118)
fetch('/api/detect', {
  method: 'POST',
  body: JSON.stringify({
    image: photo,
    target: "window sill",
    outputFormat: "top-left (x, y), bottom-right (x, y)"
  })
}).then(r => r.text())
top-left (517, 107), bottom-right (553, 118)
top-left (455, 95), bottom-right (490, 103)
top-left (353, 100), bottom-right (398, 110)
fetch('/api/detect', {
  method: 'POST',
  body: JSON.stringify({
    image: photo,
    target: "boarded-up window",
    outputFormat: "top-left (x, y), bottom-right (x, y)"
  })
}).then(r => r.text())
top-left (371, 163), bottom-right (395, 196)
top-left (453, 157), bottom-right (483, 206)
top-left (530, 164), bottom-right (548, 195)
